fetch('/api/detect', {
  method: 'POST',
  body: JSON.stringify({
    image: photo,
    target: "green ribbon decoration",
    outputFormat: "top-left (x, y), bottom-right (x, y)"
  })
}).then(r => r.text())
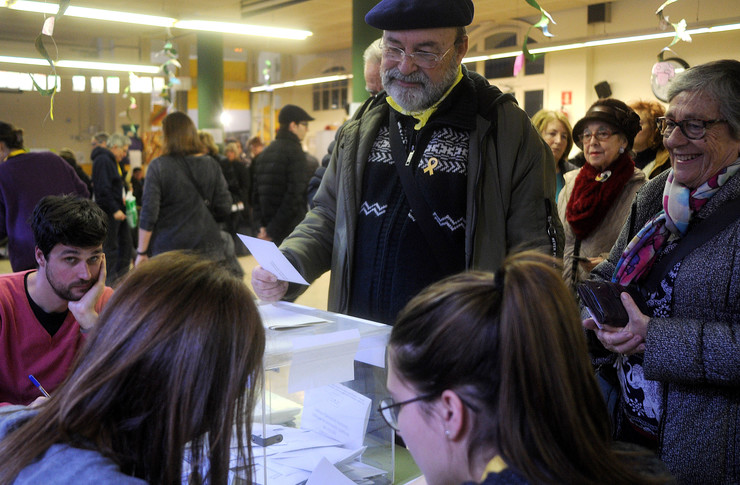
top-left (30, 34), bottom-right (58, 119)
top-left (29, 0), bottom-right (70, 120)
top-left (521, 0), bottom-right (555, 62)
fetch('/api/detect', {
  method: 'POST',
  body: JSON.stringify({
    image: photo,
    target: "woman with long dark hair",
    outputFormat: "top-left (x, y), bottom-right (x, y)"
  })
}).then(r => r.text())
top-left (0, 252), bottom-right (265, 484)
top-left (382, 251), bottom-right (672, 485)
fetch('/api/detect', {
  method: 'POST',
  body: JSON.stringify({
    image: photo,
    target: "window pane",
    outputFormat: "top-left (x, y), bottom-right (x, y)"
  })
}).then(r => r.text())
top-left (525, 55), bottom-right (545, 75)
top-left (485, 58), bottom-right (516, 79)
top-left (524, 90), bottom-right (544, 118)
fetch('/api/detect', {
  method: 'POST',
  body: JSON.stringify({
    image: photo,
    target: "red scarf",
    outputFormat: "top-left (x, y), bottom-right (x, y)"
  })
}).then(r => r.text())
top-left (566, 152), bottom-right (635, 240)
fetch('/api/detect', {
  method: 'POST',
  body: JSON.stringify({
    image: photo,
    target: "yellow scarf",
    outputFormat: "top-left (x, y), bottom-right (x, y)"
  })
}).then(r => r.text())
top-left (7, 148), bottom-right (28, 159)
top-left (386, 66), bottom-right (464, 130)
top-left (480, 455), bottom-right (508, 481)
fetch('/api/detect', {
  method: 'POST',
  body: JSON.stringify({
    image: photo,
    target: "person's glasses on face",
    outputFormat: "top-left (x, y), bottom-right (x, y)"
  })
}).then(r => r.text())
top-left (378, 394), bottom-right (436, 432)
top-left (657, 117), bottom-right (728, 140)
top-left (381, 43), bottom-right (453, 69)
top-left (299, 121), bottom-right (309, 127)
top-left (579, 129), bottom-right (616, 144)
top-left (378, 392), bottom-right (479, 433)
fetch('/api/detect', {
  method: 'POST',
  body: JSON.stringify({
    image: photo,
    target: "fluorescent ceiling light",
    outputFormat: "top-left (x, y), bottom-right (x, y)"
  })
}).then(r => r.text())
top-left (0, 56), bottom-right (160, 73)
top-left (175, 20), bottom-right (312, 40)
top-left (2, 0), bottom-right (312, 39)
top-left (462, 22), bottom-right (740, 64)
top-left (250, 74), bottom-right (352, 92)
top-left (5, 0), bottom-right (175, 26)
top-left (57, 60), bottom-right (160, 73)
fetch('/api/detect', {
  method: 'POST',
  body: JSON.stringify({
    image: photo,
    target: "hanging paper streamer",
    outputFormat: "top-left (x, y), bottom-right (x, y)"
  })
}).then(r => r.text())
top-left (122, 73), bottom-right (139, 135)
top-left (655, 0), bottom-right (692, 52)
top-left (159, 38), bottom-right (181, 105)
top-left (515, 0), bottom-right (556, 75)
top-left (149, 36), bottom-right (180, 124)
top-left (28, 0), bottom-right (70, 120)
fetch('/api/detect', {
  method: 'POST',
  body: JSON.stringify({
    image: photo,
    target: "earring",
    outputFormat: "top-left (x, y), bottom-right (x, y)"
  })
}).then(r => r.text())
top-left (619, 146), bottom-right (625, 154)
top-left (445, 429), bottom-right (450, 438)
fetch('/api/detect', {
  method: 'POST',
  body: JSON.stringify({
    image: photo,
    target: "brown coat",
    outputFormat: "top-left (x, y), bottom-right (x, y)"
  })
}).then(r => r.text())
top-left (558, 167), bottom-right (646, 290)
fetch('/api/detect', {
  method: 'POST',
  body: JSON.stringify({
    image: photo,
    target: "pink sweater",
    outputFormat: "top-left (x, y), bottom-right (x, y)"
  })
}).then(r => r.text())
top-left (0, 271), bottom-right (113, 406)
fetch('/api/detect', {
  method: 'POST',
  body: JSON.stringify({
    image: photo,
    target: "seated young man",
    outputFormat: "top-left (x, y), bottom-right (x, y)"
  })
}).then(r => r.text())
top-left (0, 195), bottom-right (112, 406)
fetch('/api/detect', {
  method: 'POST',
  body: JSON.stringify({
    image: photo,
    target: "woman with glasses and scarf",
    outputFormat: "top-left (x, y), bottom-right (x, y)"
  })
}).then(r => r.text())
top-left (584, 59), bottom-right (740, 484)
top-left (558, 99), bottom-right (646, 291)
top-left (380, 251), bottom-right (671, 485)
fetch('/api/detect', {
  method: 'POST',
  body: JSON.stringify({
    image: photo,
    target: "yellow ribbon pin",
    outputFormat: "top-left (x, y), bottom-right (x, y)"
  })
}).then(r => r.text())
top-left (423, 157), bottom-right (439, 175)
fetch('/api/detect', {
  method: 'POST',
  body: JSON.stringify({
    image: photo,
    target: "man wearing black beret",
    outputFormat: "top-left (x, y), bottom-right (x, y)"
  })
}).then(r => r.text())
top-left (253, 0), bottom-right (564, 325)
top-left (251, 104), bottom-right (314, 245)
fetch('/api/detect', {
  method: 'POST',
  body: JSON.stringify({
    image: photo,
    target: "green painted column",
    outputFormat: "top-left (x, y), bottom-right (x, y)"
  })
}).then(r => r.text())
top-left (352, 0), bottom-right (382, 103)
top-left (197, 33), bottom-right (224, 130)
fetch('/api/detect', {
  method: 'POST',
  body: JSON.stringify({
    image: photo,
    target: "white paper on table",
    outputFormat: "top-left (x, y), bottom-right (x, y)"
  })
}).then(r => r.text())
top-left (302, 383), bottom-right (371, 450)
top-left (306, 457), bottom-right (356, 485)
top-left (251, 461), bottom-right (310, 485)
top-left (288, 329), bottom-right (360, 393)
top-left (270, 445), bottom-right (365, 472)
top-left (338, 460), bottom-right (388, 480)
top-left (251, 426), bottom-right (343, 457)
top-left (258, 303), bottom-right (328, 331)
top-left (237, 234), bottom-right (309, 285)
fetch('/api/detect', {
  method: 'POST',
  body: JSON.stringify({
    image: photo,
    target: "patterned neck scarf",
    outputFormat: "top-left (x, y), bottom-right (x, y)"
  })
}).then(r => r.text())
top-left (613, 159), bottom-right (740, 285)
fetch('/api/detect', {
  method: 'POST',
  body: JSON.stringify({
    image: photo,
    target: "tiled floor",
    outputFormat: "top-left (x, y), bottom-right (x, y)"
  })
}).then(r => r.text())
top-left (0, 255), bottom-right (331, 311)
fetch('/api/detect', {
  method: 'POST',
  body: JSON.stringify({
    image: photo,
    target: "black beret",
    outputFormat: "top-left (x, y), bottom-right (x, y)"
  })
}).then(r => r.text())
top-left (573, 99), bottom-right (641, 150)
top-left (365, 0), bottom-right (474, 30)
top-left (278, 105), bottom-right (314, 126)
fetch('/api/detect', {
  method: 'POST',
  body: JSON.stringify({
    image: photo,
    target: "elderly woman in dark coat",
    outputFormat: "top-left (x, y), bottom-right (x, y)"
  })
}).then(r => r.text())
top-left (584, 59), bottom-right (740, 484)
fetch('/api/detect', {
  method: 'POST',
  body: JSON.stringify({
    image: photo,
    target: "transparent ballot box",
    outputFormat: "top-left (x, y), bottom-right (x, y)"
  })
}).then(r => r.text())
top-left (242, 302), bottom-right (394, 485)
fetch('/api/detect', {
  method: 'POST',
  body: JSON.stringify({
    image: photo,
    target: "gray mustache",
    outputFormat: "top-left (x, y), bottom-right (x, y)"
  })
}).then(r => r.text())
top-left (384, 69), bottom-right (428, 84)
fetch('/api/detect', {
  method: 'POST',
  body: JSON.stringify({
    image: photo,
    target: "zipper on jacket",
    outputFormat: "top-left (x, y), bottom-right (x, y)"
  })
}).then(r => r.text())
top-left (545, 199), bottom-right (558, 259)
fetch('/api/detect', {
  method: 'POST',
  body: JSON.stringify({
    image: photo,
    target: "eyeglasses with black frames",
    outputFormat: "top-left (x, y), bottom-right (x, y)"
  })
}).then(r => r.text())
top-left (380, 43), bottom-right (453, 69)
top-left (378, 392), bottom-right (480, 433)
top-left (578, 129), bottom-right (617, 144)
top-left (657, 117), bottom-right (728, 140)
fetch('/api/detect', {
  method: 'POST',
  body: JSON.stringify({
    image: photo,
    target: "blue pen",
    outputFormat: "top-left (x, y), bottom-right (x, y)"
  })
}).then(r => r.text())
top-left (28, 375), bottom-right (51, 398)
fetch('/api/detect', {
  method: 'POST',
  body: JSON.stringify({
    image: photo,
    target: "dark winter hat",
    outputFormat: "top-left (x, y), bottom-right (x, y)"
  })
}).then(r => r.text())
top-left (278, 105), bottom-right (314, 126)
top-left (365, 0), bottom-right (474, 30)
top-left (573, 98), bottom-right (641, 150)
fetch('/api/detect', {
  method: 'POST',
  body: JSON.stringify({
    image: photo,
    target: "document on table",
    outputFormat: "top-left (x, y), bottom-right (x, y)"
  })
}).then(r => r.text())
top-left (248, 423), bottom-right (383, 485)
top-left (302, 383), bottom-right (371, 450)
top-left (237, 234), bottom-right (309, 285)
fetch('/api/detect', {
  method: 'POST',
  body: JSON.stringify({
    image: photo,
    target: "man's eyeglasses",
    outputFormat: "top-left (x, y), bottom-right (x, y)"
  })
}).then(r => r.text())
top-left (381, 43), bottom-right (453, 69)
top-left (578, 129), bottom-right (617, 144)
top-left (657, 117), bottom-right (727, 140)
top-left (378, 393), bottom-right (479, 433)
